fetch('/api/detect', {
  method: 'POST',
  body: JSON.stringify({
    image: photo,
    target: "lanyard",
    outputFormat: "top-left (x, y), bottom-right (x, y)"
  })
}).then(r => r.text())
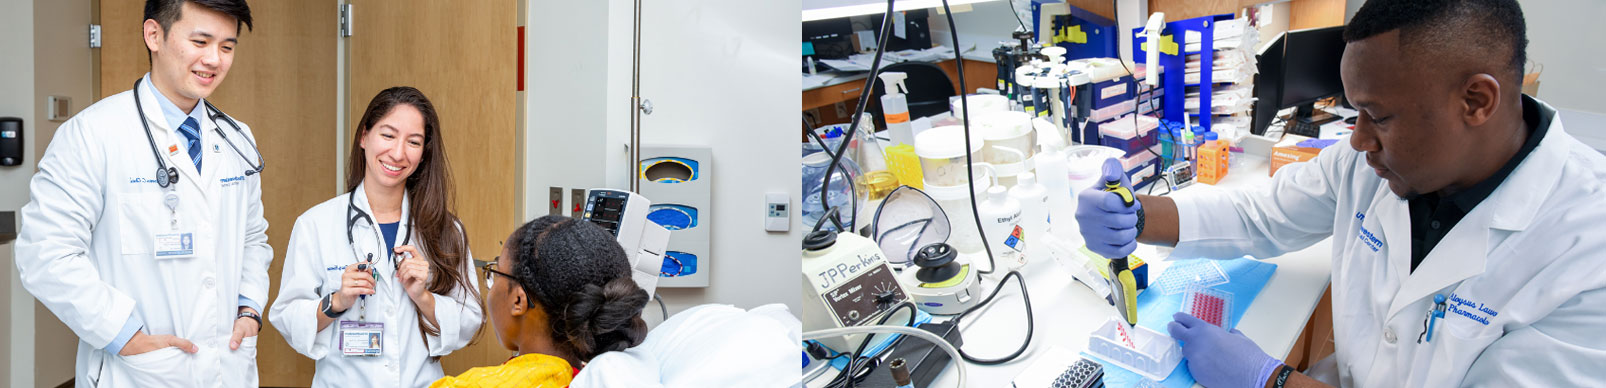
top-left (345, 190), bottom-right (412, 320)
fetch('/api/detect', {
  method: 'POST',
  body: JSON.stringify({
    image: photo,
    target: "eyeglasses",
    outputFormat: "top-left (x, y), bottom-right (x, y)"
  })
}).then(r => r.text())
top-left (476, 259), bottom-right (517, 289)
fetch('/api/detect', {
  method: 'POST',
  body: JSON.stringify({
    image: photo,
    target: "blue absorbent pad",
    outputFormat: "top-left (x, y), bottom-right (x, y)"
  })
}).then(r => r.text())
top-left (1084, 256), bottom-right (1278, 388)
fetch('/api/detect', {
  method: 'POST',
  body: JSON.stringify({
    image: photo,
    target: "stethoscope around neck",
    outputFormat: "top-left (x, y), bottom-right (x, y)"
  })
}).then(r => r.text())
top-left (132, 77), bottom-right (266, 189)
top-left (347, 189), bottom-right (411, 271)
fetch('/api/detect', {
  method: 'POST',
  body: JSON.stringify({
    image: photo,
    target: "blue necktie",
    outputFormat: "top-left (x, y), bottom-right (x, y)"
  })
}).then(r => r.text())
top-left (178, 117), bottom-right (202, 172)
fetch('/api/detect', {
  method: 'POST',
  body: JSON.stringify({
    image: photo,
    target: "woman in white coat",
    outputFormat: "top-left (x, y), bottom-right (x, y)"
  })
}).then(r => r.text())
top-left (268, 86), bottom-right (483, 387)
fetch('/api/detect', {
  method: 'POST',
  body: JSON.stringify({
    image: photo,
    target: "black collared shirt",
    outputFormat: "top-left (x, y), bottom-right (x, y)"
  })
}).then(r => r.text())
top-left (1408, 95), bottom-right (1552, 273)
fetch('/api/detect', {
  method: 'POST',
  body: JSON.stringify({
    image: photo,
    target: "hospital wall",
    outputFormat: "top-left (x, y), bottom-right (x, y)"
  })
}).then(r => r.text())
top-left (0, 0), bottom-right (32, 374)
top-left (524, 0), bottom-right (804, 321)
top-left (1515, 0), bottom-right (1606, 150)
top-left (3, 0), bottom-right (97, 386)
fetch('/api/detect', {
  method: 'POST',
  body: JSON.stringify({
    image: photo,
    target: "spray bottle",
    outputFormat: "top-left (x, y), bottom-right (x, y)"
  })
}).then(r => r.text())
top-left (880, 72), bottom-right (914, 146)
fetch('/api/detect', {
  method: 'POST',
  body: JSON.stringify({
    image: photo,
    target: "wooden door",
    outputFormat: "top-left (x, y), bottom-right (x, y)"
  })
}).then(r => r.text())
top-left (348, 0), bottom-right (520, 375)
top-left (98, 1), bottom-right (337, 385)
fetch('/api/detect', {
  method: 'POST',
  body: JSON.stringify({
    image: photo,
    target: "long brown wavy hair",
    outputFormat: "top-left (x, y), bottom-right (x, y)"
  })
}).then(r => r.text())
top-left (346, 86), bottom-right (480, 351)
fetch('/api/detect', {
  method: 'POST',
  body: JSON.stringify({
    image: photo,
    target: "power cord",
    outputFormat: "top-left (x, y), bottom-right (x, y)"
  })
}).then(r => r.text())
top-left (816, 0), bottom-right (899, 235)
top-left (805, 129), bottom-right (862, 232)
top-left (830, 301), bottom-right (917, 388)
top-left (951, 270), bottom-right (1033, 365)
top-left (652, 293), bottom-right (668, 321)
top-left (938, 0), bottom-right (1001, 276)
top-left (1007, 0), bottom-right (1028, 32)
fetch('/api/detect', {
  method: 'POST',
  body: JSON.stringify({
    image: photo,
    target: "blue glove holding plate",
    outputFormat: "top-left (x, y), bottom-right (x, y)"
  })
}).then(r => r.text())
top-left (1168, 312), bottom-right (1284, 388)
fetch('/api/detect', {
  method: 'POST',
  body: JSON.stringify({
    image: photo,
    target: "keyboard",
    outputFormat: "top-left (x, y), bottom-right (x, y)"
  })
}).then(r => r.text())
top-left (1287, 120), bottom-right (1322, 138)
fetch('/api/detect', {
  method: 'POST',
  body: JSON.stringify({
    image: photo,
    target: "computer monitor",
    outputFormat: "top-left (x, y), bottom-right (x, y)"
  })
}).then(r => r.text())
top-left (1280, 26), bottom-right (1346, 125)
top-left (1251, 32), bottom-right (1286, 136)
top-left (804, 18), bottom-right (855, 60)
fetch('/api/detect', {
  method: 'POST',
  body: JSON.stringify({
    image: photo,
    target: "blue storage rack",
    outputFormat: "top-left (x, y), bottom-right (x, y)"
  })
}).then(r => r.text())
top-left (1031, 1), bottom-right (1119, 61)
top-left (1132, 13), bottom-right (1236, 134)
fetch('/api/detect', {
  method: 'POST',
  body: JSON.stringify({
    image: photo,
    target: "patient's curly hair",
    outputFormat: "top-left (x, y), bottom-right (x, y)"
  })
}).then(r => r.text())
top-left (508, 215), bottom-right (649, 364)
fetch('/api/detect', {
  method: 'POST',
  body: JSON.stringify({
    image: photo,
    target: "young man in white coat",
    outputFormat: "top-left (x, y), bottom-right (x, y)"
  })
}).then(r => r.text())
top-left (1076, 0), bottom-right (1606, 386)
top-left (14, 0), bottom-right (268, 386)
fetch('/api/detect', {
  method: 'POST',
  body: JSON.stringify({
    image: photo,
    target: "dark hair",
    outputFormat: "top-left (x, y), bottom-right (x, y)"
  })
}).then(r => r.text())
top-left (347, 86), bottom-right (479, 352)
top-left (1344, 0), bottom-right (1527, 81)
top-left (145, 0), bottom-right (253, 33)
top-left (144, 0), bottom-right (253, 62)
top-left (508, 215), bottom-right (649, 364)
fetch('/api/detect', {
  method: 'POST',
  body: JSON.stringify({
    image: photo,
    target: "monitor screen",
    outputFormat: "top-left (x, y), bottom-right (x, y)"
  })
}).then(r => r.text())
top-left (1280, 26), bottom-right (1346, 108)
top-left (1251, 32), bottom-right (1287, 135)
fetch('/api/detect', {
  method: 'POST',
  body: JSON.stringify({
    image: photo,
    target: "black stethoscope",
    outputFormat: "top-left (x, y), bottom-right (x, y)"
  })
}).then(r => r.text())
top-left (346, 189), bottom-right (411, 272)
top-left (133, 77), bottom-right (266, 188)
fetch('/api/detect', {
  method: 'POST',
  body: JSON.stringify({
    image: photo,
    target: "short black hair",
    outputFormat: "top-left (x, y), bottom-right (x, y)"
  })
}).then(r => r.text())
top-left (1344, 0), bottom-right (1527, 81)
top-left (144, 0), bottom-right (252, 63)
top-left (144, 0), bottom-right (254, 34)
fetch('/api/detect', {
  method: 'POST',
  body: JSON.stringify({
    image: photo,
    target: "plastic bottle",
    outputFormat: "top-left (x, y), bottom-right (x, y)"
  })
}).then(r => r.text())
top-left (1008, 172), bottom-right (1049, 266)
top-left (1191, 126), bottom-right (1208, 160)
top-left (979, 186), bottom-right (1024, 272)
top-left (1035, 146), bottom-right (1076, 240)
top-left (880, 72), bottom-right (914, 146)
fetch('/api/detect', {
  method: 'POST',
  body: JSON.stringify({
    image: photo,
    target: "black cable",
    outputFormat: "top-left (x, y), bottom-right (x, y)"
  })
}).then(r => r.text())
top-left (951, 270), bottom-right (1033, 365)
top-left (1111, 0), bottom-right (1174, 198)
top-left (938, 0), bottom-right (999, 276)
top-left (831, 301), bottom-right (917, 388)
top-left (818, 0), bottom-right (898, 235)
top-left (805, 127), bottom-right (862, 235)
top-left (1008, 0), bottom-right (1028, 32)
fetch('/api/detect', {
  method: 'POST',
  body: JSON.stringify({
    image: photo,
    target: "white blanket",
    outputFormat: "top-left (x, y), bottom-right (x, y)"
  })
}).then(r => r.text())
top-left (572, 304), bottom-right (803, 388)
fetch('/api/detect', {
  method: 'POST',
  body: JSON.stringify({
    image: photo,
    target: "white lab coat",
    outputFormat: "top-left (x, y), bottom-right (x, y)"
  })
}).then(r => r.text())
top-left (1170, 97), bottom-right (1606, 386)
top-left (14, 75), bottom-right (272, 387)
top-left (268, 182), bottom-right (483, 388)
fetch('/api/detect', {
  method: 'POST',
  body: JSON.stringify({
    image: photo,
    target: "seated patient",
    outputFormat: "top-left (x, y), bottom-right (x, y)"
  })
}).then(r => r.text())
top-left (432, 215), bottom-right (650, 388)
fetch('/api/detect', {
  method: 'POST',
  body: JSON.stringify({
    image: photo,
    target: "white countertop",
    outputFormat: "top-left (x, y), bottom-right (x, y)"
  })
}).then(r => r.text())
top-left (803, 155), bottom-right (1335, 387)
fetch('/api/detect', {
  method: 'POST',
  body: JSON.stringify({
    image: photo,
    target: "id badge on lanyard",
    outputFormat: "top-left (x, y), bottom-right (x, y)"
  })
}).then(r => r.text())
top-left (340, 240), bottom-right (386, 357)
top-left (155, 191), bottom-right (196, 259)
top-left (340, 320), bottom-right (385, 356)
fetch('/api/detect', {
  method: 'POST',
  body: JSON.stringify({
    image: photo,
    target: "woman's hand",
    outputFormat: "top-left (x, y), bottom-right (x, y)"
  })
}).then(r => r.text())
top-left (394, 245), bottom-right (440, 328)
top-left (332, 262), bottom-right (376, 313)
top-left (394, 245), bottom-right (433, 302)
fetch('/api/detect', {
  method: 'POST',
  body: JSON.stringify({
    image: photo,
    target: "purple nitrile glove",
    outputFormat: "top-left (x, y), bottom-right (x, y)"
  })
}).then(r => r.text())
top-left (1075, 158), bottom-right (1141, 259)
top-left (1168, 312), bottom-right (1283, 388)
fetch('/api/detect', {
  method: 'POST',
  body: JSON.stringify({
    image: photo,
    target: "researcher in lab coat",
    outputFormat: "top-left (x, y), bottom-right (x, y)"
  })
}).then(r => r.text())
top-left (268, 86), bottom-right (483, 387)
top-left (14, 1), bottom-right (266, 386)
top-left (1076, 0), bottom-right (1606, 386)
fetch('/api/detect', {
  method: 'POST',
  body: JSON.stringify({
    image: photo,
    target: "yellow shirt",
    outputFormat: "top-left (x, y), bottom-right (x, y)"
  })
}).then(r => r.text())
top-left (430, 353), bottom-right (576, 388)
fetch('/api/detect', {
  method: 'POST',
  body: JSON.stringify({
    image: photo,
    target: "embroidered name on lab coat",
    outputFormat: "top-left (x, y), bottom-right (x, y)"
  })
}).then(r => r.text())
top-left (1446, 294), bottom-right (1498, 325)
